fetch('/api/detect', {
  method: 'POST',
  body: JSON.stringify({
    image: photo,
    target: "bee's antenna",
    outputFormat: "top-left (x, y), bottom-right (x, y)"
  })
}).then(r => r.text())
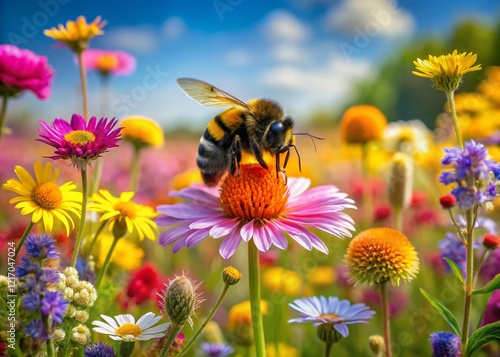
top-left (293, 132), bottom-right (325, 152)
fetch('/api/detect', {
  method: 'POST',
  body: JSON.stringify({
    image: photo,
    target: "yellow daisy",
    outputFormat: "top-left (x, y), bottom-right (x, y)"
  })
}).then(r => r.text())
top-left (87, 190), bottom-right (158, 240)
top-left (44, 16), bottom-right (106, 53)
top-left (120, 115), bottom-right (164, 149)
top-left (2, 161), bottom-right (82, 235)
top-left (97, 233), bottom-right (145, 270)
top-left (412, 50), bottom-right (481, 91)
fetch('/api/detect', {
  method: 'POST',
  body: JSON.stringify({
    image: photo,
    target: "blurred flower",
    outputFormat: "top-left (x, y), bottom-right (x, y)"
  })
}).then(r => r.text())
top-left (92, 312), bottom-right (168, 341)
top-left (479, 66), bottom-right (500, 105)
top-left (0, 44), bottom-right (54, 99)
top-left (439, 140), bottom-right (500, 210)
top-left (38, 114), bottom-right (122, 170)
top-left (288, 296), bottom-right (375, 338)
top-left (345, 227), bottom-right (419, 286)
top-left (160, 274), bottom-right (202, 328)
top-left (340, 105), bottom-right (387, 145)
top-left (438, 232), bottom-right (467, 273)
top-left (413, 50), bottom-right (481, 91)
top-left (157, 164), bottom-right (355, 259)
top-left (450, 92), bottom-right (491, 116)
top-left (263, 267), bottom-right (302, 296)
top-left (84, 341), bottom-right (116, 357)
top-left (82, 49), bottom-right (135, 76)
top-left (44, 16), bottom-right (106, 53)
top-left (429, 332), bottom-right (461, 357)
top-left (228, 300), bottom-right (268, 332)
top-left (2, 161), bottom-right (82, 235)
top-left (120, 115), bottom-right (164, 149)
top-left (170, 168), bottom-right (203, 191)
top-left (480, 290), bottom-right (500, 326)
top-left (480, 247), bottom-right (500, 282)
top-left (125, 264), bottom-right (162, 305)
top-left (361, 288), bottom-right (408, 317)
top-left (97, 233), bottom-right (144, 271)
top-left (383, 120), bottom-right (431, 154)
top-left (388, 152), bottom-right (413, 211)
top-left (76, 256), bottom-right (96, 283)
top-left (307, 266), bottom-right (336, 288)
top-left (88, 190), bottom-right (158, 241)
top-left (200, 342), bottom-right (234, 357)
top-left (373, 203), bottom-right (391, 222)
top-left (265, 343), bottom-right (299, 357)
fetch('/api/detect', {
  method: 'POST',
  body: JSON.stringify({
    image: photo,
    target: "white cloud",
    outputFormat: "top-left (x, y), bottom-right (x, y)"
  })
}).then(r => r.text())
top-left (104, 26), bottom-right (158, 53)
top-left (263, 10), bottom-right (311, 42)
top-left (162, 17), bottom-right (186, 40)
top-left (226, 49), bottom-right (252, 67)
top-left (324, 0), bottom-right (415, 38)
top-left (271, 43), bottom-right (309, 63)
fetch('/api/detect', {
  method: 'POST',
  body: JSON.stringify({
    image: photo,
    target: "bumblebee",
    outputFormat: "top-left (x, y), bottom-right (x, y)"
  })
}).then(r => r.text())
top-left (177, 78), bottom-right (313, 187)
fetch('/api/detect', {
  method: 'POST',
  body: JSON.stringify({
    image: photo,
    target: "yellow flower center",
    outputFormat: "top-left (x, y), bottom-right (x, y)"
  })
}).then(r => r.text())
top-left (115, 323), bottom-right (142, 337)
top-left (319, 313), bottom-right (339, 320)
top-left (219, 164), bottom-right (288, 221)
top-left (114, 201), bottom-right (137, 219)
top-left (32, 182), bottom-right (62, 209)
top-left (64, 130), bottom-right (96, 145)
top-left (97, 54), bottom-right (119, 71)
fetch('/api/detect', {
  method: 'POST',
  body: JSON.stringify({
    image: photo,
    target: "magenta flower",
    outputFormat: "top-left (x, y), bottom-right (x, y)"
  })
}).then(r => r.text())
top-left (37, 114), bottom-right (122, 170)
top-left (156, 164), bottom-right (356, 259)
top-left (0, 44), bottom-right (54, 100)
top-left (81, 49), bottom-right (136, 76)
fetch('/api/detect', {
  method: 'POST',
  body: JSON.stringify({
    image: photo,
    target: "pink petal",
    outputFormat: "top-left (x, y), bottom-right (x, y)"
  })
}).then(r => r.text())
top-left (240, 221), bottom-right (254, 242)
top-left (219, 230), bottom-right (242, 259)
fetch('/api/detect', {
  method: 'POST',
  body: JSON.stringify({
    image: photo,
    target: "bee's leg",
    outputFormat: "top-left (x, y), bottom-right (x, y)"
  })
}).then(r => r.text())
top-left (229, 136), bottom-right (242, 177)
top-left (249, 140), bottom-right (268, 170)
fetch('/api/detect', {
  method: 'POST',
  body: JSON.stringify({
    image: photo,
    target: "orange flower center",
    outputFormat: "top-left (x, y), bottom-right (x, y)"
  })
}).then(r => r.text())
top-left (114, 201), bottom-right (136, 219)
top-left (219, 164), bottom-right (288, 221)
top-left (64, 130), bottom-right (96, 145)
top-left (319, 313), bottom-right (339, 320)
top-left (115, 323), bottom-right (142, 337)
top-left (32, 182), bottom-right (62, 209)
top-left (97, 54), bottom-right (119, 71)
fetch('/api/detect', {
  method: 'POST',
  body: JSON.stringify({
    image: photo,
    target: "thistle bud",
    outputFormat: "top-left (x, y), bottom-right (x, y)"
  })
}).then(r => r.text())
top-left (223, 266), bottom-right (242, 286)
top-left (163, 274), bottom-right (199, 328)
top-left (388, 152), bottom-right (413, 211)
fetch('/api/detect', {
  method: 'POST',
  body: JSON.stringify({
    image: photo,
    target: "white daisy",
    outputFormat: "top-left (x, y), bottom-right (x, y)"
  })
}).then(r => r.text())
top-left (383, 119), bottom-right (432, 154)
top-left (92, 312), bottom-right (169, 341)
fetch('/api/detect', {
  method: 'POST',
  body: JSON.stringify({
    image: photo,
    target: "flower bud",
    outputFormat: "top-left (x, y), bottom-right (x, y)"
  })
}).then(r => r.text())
top-left (388, 153), bottom-right (413, 211)
top-left (316, 323), bottom-right (342, 344)
top-left (163, 275), bottom-right (198, 328)
top-left (439, 194), bottom-right (456, 209)
top-left (223, 266), bottom-right (242, 286)
top-left (483, 233), bottom-right (500, 250)
top-left (369, 335), bottom-right (386, 356)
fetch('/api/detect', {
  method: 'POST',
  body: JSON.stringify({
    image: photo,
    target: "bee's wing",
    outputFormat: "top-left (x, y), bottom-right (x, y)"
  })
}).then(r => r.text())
top-left (177, 78), bottom-right (251, 110)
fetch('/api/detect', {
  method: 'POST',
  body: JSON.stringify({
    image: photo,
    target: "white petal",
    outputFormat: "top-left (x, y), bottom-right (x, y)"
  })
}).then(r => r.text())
top-left (143, 322), bottom-right (169, 335)
top-left (100, 315), bottom-right (119, 330)
top-left (136, 312), bottom-right (155, 329)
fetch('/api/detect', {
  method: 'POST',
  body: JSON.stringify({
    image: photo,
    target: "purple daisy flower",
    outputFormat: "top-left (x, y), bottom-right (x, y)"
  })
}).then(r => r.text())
top-left (429, 332), bottom-right (461, 357)
top-left (156, 164), bottom-right (356, 259)
top-left (200, 342), bottom-right (234, 357)
top-left (85, 342), bottom-right (117, 357)
top-left (37, 113), bottom-right (122, 170)
top-left (288, 296), bottom-right (375, 337)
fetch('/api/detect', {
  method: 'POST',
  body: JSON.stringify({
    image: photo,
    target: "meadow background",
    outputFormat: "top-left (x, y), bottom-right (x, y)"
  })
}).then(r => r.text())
top-left (1, 1), bottom-right (500, 356)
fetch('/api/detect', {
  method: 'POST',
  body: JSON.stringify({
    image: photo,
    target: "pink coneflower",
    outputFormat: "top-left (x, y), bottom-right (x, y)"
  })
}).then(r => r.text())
top-left (37, 113), bottom-right (122, 170)
top-left (0, 44), bottom-right (54, 100)
top-left (81, 49), bottom-right (136, 76)
top-left (156, 164), bottom-right (356, 259)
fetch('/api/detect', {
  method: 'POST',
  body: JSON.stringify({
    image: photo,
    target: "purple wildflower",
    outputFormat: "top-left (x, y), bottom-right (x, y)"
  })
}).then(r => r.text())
top-left (200, 342), bottom-right (234, 357)
top-left (429, 332), bottom-right (461, 357)
top-left (481, 290), bottom-right (500, 326)
top-left (84, 342), bottom-right (117, 357)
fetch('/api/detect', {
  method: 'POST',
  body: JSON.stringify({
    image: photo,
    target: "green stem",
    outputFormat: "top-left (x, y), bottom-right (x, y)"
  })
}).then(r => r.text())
top-left (393, 207), bottom-right (402, 233)
top-left (95, 235), bottom-right (120, 289)
top-left (44, 317), bottom-right (55, 357)
top-left (361, 143), bottom-right (373, 225)
top-left (177, 284), bottom-right (230, 357)
top-left (129, 147), bottom-right (141, 192)
top-left (380, 283), bottom-right (392, 357)
top-left (77, 52), bottom-right (89, 119)
top-left (160, 324), bottom-right (182, 357)
top-left (461, 209), bottom-right (475, 355)
top-left (86, 220), bottom-right (107, 256)
top-left (13, 221), bottom-right (36, 263)
top-left (0, 95), bottom-right (8, 142)
top-left (248, 241), bottom-right (266, 357)
top-left (90, 158), bottom-right (104, 195)
top-left (71, 168), bottom-right (88, 267)
top-left (325, 342), bottom-right (332, 357)
top-left (448, 209), bottom-right (466, 243)
top-left (473, 249), bottom-right (489, 287)
top-left (445, 90), bottom-right (464, 150)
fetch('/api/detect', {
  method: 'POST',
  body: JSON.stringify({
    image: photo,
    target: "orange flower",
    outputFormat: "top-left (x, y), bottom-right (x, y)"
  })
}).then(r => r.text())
top-left (345, 227), bottom-right (419, 286)
top-left (340, 105), bottom-right (387, 144)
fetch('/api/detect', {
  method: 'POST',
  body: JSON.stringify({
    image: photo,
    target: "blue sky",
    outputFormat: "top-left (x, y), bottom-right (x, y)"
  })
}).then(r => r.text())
top-left (1, 0), bottom-right (499, 130)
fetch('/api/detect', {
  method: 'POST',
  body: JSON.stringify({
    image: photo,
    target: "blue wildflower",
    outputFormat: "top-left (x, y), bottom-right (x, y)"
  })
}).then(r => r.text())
top-left (17, 256), bottom-right (42, 278)
top-left (439, 233), bottom-right (467, 273)
top-left (200, 342), bottom-right (234, 357)
top-left (24, 234), bottom-right (59, 259)
top-left (76, 257), bottom-right (96, 283)
top-left (439, 140), bottom-right (500, 210)
top-left (21, 291), bottom-right (41, 311)
top-left (24, 319), bottom-right (48, 340)
top-left (288, 296), bottom-right (375, 337)
top-left (429, 332), bottom-right (461, 357)
top-left (84, 342), bottom-right (117, 357)
top-left (41, 291), bottom-right (68, 323)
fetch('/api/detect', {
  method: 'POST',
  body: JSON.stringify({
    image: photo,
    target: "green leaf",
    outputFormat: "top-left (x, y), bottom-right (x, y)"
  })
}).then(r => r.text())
top-left (473, 274), bottom-right (500, 296)
top-left (443, 257), bottom-right (464, 284)
top-left (466, 321), bottom-right (500, 356)
top-left (420, 288), bottom-right (461, 337)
